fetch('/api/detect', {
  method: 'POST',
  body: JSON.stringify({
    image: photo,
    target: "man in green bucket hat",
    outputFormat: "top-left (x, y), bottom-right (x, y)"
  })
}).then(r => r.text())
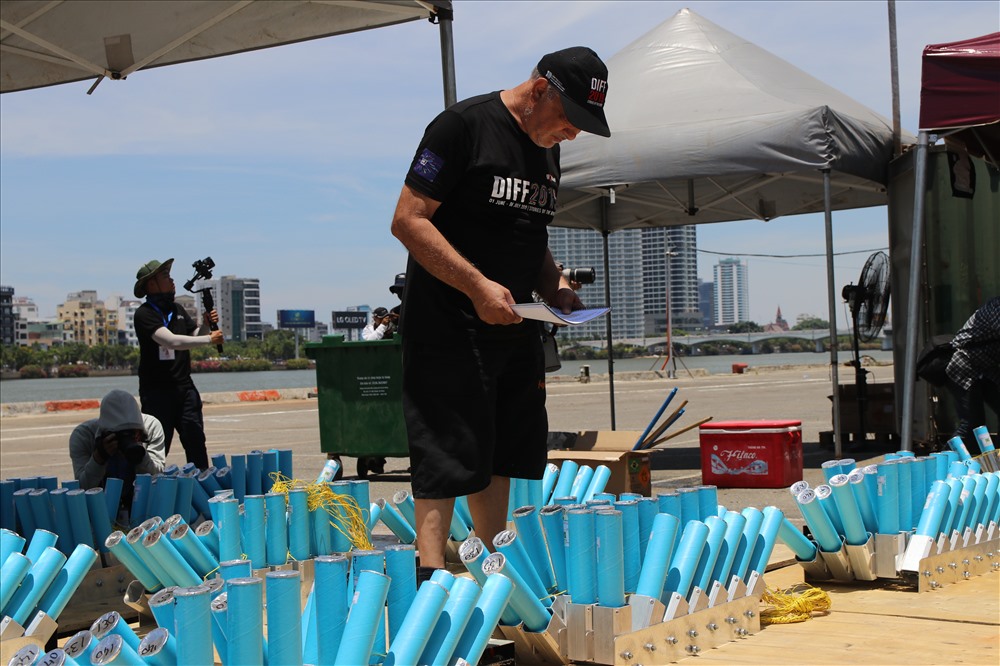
top-left (133, 258), bottom-right (224, 470)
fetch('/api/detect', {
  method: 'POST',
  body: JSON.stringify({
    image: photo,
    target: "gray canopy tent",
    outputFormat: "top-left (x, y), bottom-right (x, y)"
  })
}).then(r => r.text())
top-left (1, 0), bottom-right (456, 104)
top-left (554, 8), bottom-right (910, 453)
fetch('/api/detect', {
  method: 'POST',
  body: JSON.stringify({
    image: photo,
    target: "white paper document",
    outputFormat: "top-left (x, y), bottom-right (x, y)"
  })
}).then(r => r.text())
top-left (511, 303), bottom-right (611, 325)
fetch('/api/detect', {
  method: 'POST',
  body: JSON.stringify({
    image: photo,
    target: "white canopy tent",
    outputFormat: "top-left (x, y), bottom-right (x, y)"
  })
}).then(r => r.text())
top-left (554, 9), bottom-right (912, 451)
top-left (1, 0), bottom-right (455, 102)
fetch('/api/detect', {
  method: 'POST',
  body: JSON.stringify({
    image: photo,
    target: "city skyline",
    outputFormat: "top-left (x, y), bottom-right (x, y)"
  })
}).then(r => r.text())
top-left (2, 2), bottom-right (995, 330)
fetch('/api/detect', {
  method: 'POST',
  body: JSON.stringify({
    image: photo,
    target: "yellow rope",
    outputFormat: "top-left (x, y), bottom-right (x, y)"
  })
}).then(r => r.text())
top-left (759, 583), bottom-right (832, 625)
top-left (269, 473), bottom-right (372, 551)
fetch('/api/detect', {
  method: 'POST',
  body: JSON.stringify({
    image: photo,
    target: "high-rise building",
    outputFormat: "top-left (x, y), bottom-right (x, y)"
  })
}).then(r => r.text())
top-left (698, 279), bottom-right (714, 329)
top-left (713, 258), bottom-right (749, 326)
top-left (0, 286), bottom-right (14, 346)
top-left (57, 290), bottom-right (111, 346)
top-left (547, 225), bottom-right (700, 339)
top-left (195, 276), bottom-right (263, 342)
top-left (106, 295), bottom-right (142, 346)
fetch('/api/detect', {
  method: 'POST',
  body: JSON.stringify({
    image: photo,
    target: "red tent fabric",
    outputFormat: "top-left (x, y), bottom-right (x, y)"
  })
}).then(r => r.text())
top-left (919, 32), bottom-right (1000, 163)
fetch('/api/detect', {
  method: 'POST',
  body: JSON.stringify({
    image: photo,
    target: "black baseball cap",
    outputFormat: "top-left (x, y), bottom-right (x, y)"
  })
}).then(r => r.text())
top-left (537, 47), bottom-right (610, 137)
top-left (373, 307), bottom-right (389, 318)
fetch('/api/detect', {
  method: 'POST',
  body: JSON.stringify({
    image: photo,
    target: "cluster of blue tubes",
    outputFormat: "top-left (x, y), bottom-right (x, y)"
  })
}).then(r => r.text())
top-left (5, 478), bottom-right (118, 558)
top-left (909, 469), bottom-right (1000, 542)
top-left (461, 487), bottom-right (783, 629)
top-left (1, 526), bottom-right (98, 628)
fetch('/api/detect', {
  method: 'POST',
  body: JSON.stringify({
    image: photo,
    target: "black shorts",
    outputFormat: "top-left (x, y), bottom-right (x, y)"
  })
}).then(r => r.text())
top-left (402, 334), bottom-right (548, 499)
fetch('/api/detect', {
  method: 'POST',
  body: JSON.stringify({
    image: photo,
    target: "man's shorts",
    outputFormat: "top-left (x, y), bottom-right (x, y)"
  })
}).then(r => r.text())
top-left (402, 333), bottom-right (547, 499)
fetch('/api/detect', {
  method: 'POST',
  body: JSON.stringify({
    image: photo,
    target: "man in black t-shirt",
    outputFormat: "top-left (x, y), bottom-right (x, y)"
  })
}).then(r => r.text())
top-left (132, 258), bottom-right (224, 470)
top-left (390, 47), bottom-right (611, 575)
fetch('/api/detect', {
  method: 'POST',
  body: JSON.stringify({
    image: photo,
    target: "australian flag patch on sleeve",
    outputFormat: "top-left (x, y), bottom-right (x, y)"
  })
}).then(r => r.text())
top-left (412, 148), bottom-right (444, 182)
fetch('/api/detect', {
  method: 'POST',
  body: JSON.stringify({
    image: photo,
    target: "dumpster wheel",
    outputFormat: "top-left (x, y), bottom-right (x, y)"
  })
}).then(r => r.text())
top-left (357, 455), bottom-right (387, 479)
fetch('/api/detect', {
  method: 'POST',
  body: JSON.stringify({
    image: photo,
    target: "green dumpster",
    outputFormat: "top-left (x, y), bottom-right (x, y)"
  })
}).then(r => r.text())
top-left (304, 335), bottom-right (408, 477)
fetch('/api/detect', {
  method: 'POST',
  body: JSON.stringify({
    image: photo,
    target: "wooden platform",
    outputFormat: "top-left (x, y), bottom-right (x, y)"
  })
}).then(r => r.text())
top-left (677, 551), bottom-right (1000, 665)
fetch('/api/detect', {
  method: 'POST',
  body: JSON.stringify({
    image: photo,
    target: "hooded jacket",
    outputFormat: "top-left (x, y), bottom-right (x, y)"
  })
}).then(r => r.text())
top-left (69, 390), bottom-right (166, 489)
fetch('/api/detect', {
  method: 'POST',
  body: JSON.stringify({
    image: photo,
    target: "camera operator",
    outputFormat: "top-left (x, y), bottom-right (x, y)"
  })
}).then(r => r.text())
top-left (362, 306), bottom-right (398, 341)
top-left (70, 390), bottom-right (166, 516)
top-left (133, 258), bottom-right (224, 470)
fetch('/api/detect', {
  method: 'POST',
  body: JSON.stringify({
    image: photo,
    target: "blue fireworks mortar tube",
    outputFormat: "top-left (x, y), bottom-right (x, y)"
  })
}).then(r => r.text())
top-left (385, 545), bottom-right (418, 643)
top-left (1, 552), bottom-right (31, 613)
top-left (420, 574), bottom-right (480, 665)
top-left (493, 529), bottom-right (550, 607)
top-left (711, 510), bottom-right (749, 588)
top-left (209, 497), bottom-right (241, 563)
top-left (375, 498), bottom-right (417, 545)
top-left (13, 489), bottom-right (37, 538)
top-left (27, 489), bottom-right (54, 534)
top-left (941, 477), bottom-right (965, 537)
top-left (954, 476), bottom-right (977, 536)
top-left (143, 529), bottom-right (201, 588)
top-left (776, 515), bottom-right (818, 561)
top-left (482, 551), bottom-right (551, 632)
top-left (829, 474), bottom-right (868, 545)
top-left (551, 460), bottom-right (580, 504)
top-left (972, 425), bottom-right (994, 453)
top-left (36, 543), bottom-right (99, 621)
top-left (691, 515), bottom-right (727, 594)
top-left (794, 489), bottom-right (842, 553)
top-left (896, 458), bottom-right (915, 531)
top-left (287, 488), bottom-right (311, 560)
top-left (351, 550), bottom-right (388, 660)
top-left (194, 520), bottom-right (220, 560)
top-left (581, 465), bottom-right (612, 504)
top-left (64, 489), bottom-right (95, 551)
top-left (91, 610), bottom-right (142, 652)
top-left (0, 481), bottom-right (15, 533)
top-left (137, 626), bottom-right (176, 666)
top-left (899, 479), bottom-right (952, 571)
top-left (969, 475), bottom-right (989, 533)
top-left (211, 592), bottom-right (230, 663)
top-left (847, 470), bottom-right (879, 534)
top-left (538, 505), bottom-right (569, 593)
top-left (174, 585), bottom-right (214, 666)
top-left (241, 495), bottom-right (267, 569)
top-left (227, 578), bottom-right (269, 666)
top-left (266, 570), bottom-right (303, 666)
top-left (169, 523), bottom-right (218, 578)
top-left (512, 505), bottom-right (556, 593)
top-left (333, 570), bottom-right (391, 665)
top-left (230, 454), bottom-right (247, 503)
top-left (636, 497), bottom-right (658, 567)
top-left (730, 507), bottom-right (763, 583)
top-left (566, 509), bottom-right (598, 605)
top-left (541, 463), bottom-right (560, 505)
top-left (174, 473), bottom-right (196, 524)
top-left (661, 519), bottom-right (709, 603)
top-left (264, 492), bottom-right (289, 567)
top-left (147, 587), bottom-right (176, 630)
top-left (813, 484), bottom-right (846, 537)
top-left (367, 501), bottom-right (383, 535)
top-left (149, 477), bottom-right (177, 527)
top-left (747, 507), bottom-right (784, 578)
top-left (64, 630), bottom-right (99, 664)
top-left (392, 490), bottom-right (419, 531)
top-left (947, 460), bottom-right (970, 480)
top-left (451, 573), bottom-right (514, 665)
top-left (90, 633), bottom-right (144, 665)
top-left (875, 461), bottom-right (901, 534)
top-left (459, 537), bottom-right (521, 627)
top-left (678, 487), bottom-right (701, 528)
top-left (570, 465), bottom-right (595, 503)
top-left (5, 546), bottom-right (66, 626)
top-left (246, 450), bottom-right (264, 496)
top-left (948, 435), bottom-right (973, 461)
top-left (24, 528), bottom-right (58, 564)
top-left (126, 526), bottom-right (175, 589)
top-left (614, 500), bottom-right (641, 594)
top-left (130, 475), bottom-right (152, 528)
top-left (1, 528), bottom-right (25, 567)
top-left (595, 509), bottom-right (626, 608)
top-left (982, 473), bottom-right (1000, 531)
top-left (103, 477), bottom-right (124, 524)
top-left (262, 450), bottom-right (280, 491)
top-left (384, 580), bottom-right (450, 665)
top-left (697, 485), bottom-right (719, 522)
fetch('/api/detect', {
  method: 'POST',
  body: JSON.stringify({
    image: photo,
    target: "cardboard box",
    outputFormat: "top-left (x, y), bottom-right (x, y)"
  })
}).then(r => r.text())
top-left (547, 431), bottom-right (651, 497)
top-left (699, 420), bottom-right (803, 488)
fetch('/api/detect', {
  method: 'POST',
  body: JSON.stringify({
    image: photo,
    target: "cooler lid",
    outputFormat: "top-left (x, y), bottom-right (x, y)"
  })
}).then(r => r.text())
top-left (699, 419), bottom-right (802, 431)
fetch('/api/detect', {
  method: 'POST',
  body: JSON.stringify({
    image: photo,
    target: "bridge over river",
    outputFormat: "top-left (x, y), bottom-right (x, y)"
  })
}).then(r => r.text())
top-left (575, 328), bottom-right (871, 353)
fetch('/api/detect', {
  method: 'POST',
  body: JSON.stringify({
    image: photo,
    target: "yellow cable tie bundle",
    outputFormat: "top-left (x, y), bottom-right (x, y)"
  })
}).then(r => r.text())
top-left (759, 582), bottom-right (832, 625)
top-left (269, 472), bottom-right (373, 551)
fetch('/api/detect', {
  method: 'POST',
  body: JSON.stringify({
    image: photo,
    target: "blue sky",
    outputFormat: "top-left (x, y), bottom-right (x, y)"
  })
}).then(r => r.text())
top-left (1, 1), bottom-right (996, 329)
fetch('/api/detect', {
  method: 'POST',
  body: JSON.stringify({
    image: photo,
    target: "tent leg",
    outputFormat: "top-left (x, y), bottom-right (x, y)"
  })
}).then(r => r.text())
top-left (823, 169), bottom-right (842, 458)
top-left (435, 5), bottom-right (457, 108)
top-left (900, 131), bottom-right (929, 452)
top-left (601, 196), bottom-right (616, 430)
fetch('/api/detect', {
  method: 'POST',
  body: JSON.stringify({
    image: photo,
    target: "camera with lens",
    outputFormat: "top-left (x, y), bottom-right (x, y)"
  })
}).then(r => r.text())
top-left (184, 256), bottom-right (215, 292)
top-left (561, 266), bottom-right (597, 285)
top-left (114, 431), bottom-right (147, 465)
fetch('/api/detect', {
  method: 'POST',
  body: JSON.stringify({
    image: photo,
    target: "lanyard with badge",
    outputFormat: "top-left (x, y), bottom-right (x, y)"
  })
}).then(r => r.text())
top-left (148, 300), bottom-right (176, 361)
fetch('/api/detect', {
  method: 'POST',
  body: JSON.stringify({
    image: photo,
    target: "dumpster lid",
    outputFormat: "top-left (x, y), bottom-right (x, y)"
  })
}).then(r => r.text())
top-left (700, 420), bottom-right (801, 431)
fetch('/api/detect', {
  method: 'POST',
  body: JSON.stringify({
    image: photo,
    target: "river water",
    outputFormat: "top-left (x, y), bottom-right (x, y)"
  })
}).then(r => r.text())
top-left (0, 350), bottom-right (894, 405)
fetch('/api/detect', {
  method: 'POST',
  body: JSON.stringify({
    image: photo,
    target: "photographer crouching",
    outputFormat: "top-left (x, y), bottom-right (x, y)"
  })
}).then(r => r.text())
top-left (69, 389), bottom-right (166, 518)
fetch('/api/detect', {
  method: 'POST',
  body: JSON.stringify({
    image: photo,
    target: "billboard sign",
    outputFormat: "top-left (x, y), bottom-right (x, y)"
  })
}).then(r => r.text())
top-left (277, 310), bottom-right (316, 328)
top-left (333, 311), bottom-right (368, 329)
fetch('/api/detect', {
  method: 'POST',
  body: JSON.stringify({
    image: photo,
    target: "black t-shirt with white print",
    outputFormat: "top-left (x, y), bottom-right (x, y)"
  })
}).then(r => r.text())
top-left (402, 91), bottom-right (560, 343)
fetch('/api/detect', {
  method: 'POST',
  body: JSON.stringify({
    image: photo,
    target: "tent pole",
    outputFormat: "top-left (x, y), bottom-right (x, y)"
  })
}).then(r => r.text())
top-left (601, 195), bottom-right (617, 430)
top-left (435, 4), bottom-right (457, 108)
top-left (823, 169), bottom-right (843, 458)
top-left (900, 131), bottom-right (929, 452)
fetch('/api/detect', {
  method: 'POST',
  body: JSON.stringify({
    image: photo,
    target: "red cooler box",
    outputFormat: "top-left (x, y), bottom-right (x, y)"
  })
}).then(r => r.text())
top-left (699, 420), bottom-right (803, 488)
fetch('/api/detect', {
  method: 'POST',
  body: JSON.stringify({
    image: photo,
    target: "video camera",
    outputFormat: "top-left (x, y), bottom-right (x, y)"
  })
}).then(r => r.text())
top-left (114, 431), bottom-right (146, 465)
top-left (184, 256), bottom-right (224, 354)
top-left (561, 266), bottom-right (597, 285)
